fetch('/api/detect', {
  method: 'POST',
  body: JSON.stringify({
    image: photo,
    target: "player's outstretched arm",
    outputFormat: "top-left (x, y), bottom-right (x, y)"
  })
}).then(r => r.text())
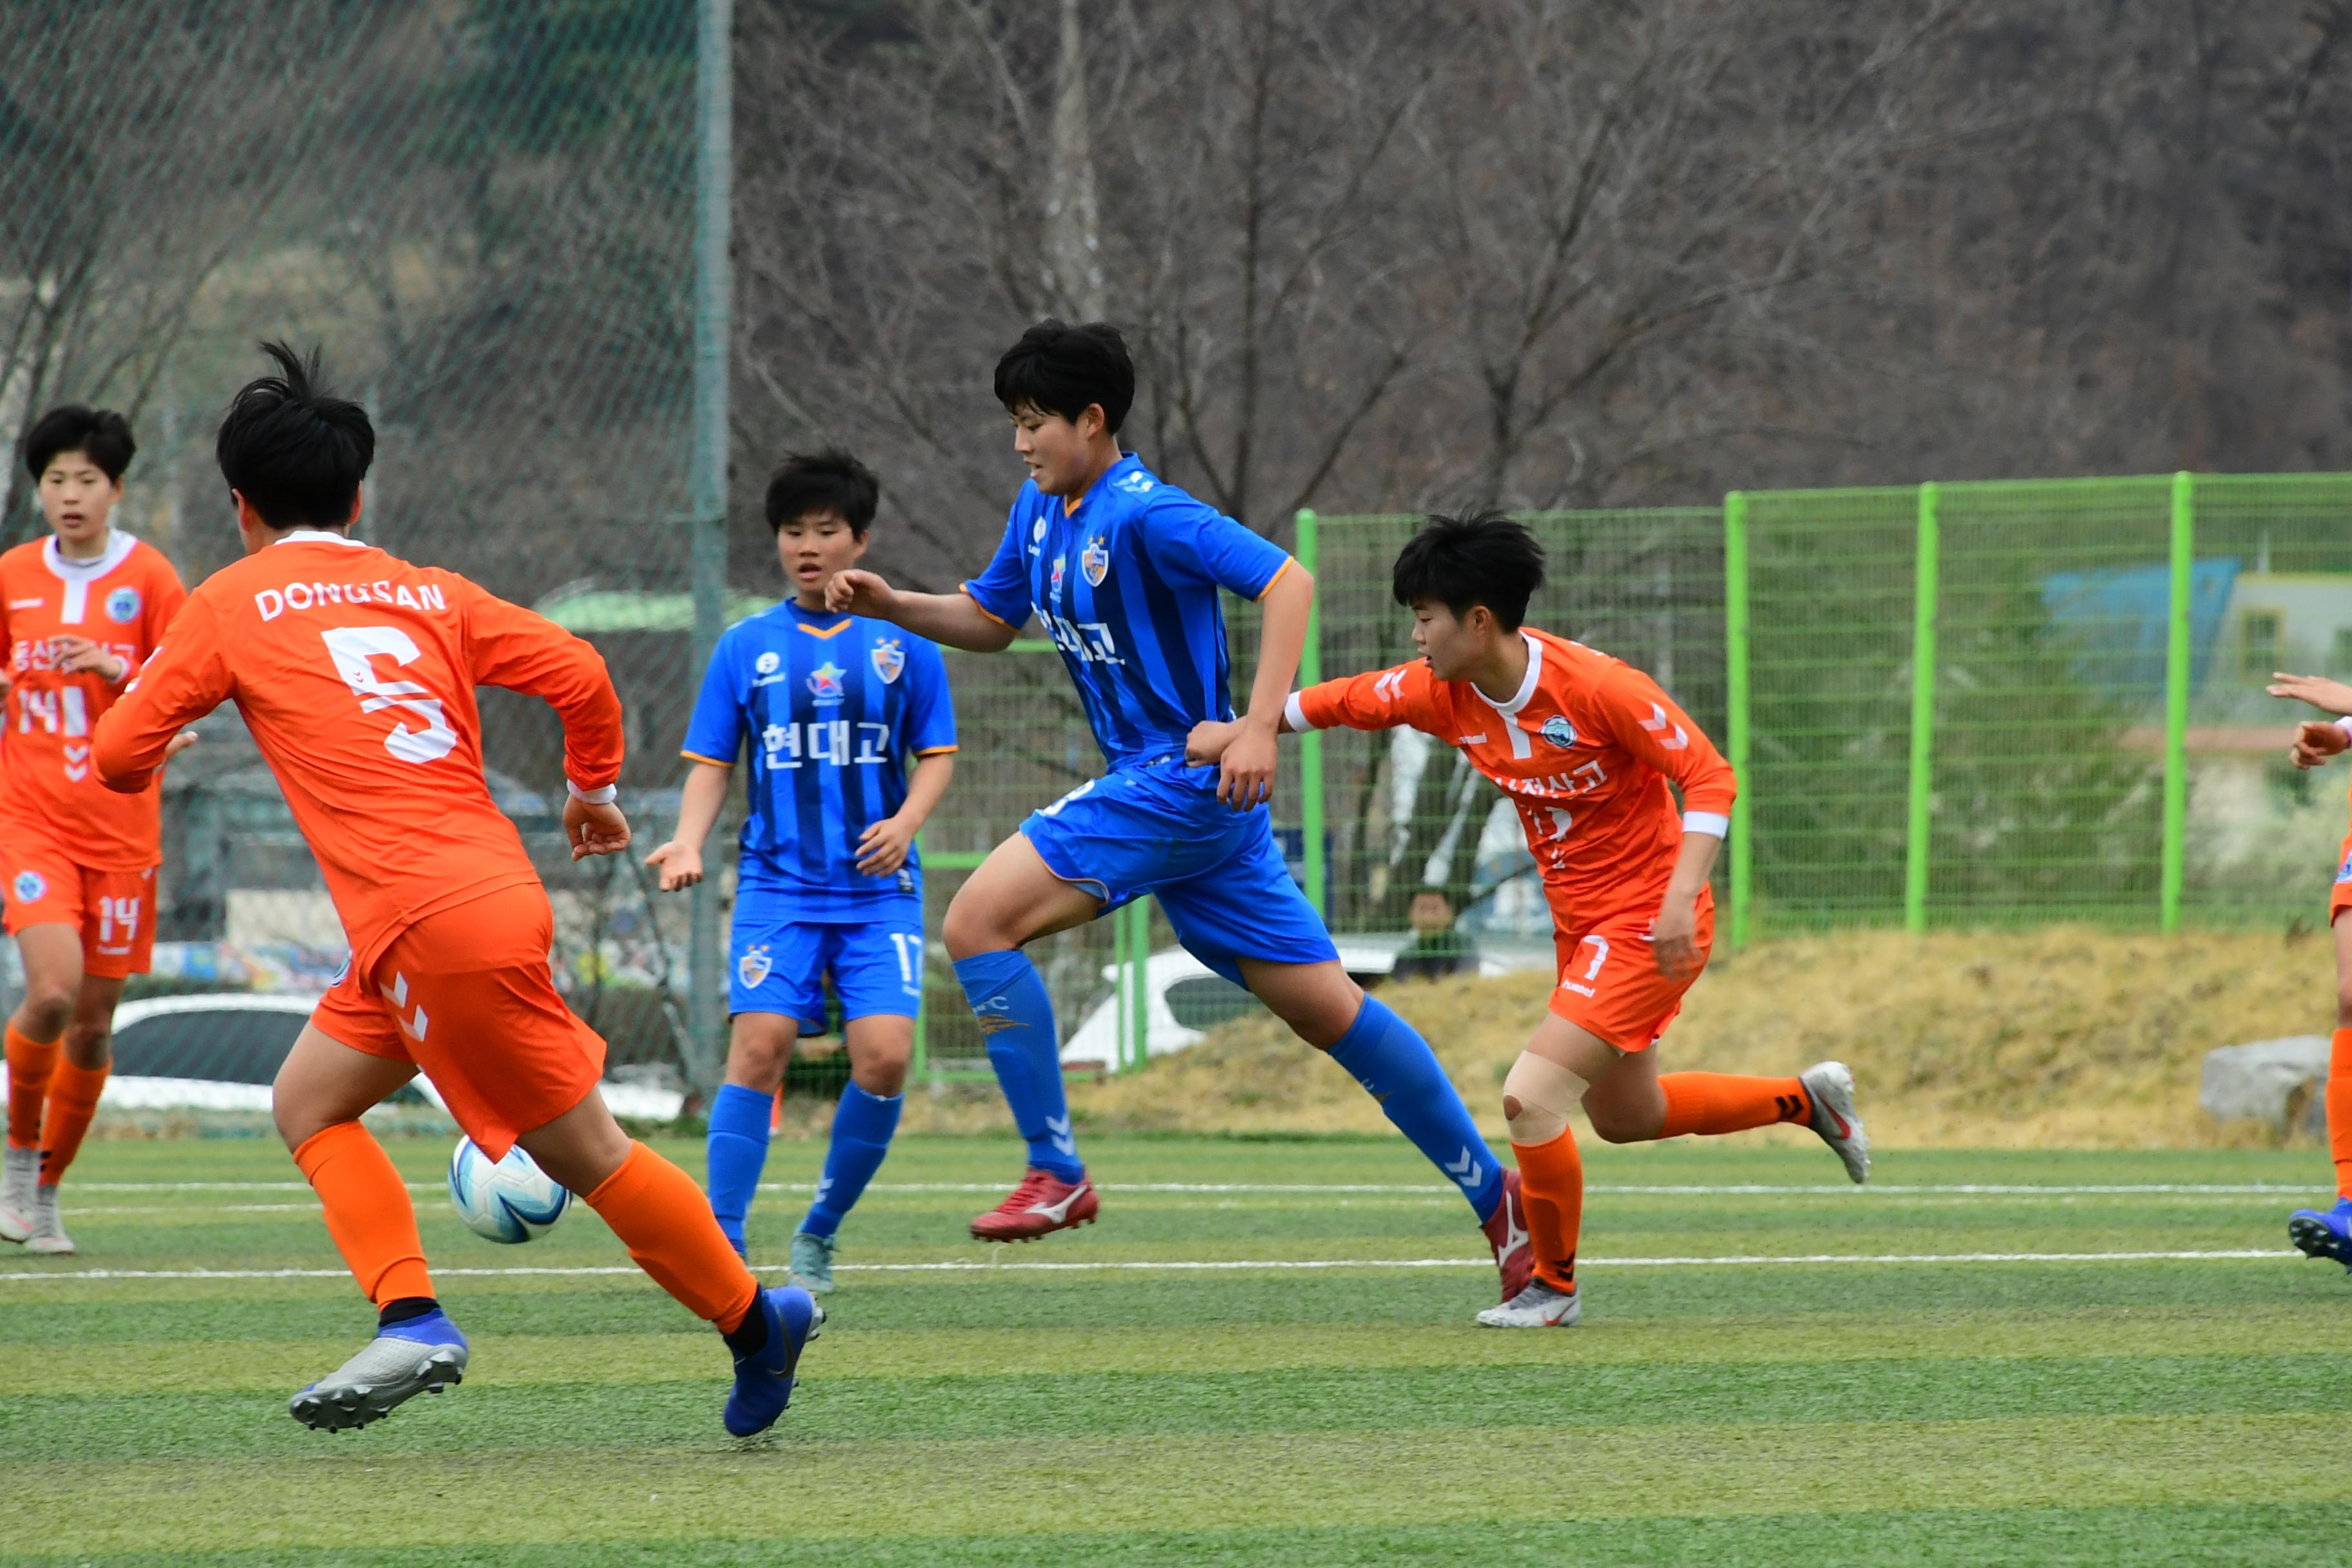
top-left (2270, 673), bottom-right (2352, 769)
top-left (644, 762), bottom-right (731, 891)
top-left (92, 599), bottom-right (234, 792)
top-left (827, 570), bottom-right (1019, 654)
top-left (1210, 565), bottom-right (1315, 810)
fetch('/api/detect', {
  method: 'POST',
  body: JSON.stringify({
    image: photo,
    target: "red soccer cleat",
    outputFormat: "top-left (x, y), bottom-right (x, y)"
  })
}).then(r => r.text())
top-left (1481, 1168), bottom-right (1533, 1304)
top-left (970, 1168), bottom-right (1099, 1242)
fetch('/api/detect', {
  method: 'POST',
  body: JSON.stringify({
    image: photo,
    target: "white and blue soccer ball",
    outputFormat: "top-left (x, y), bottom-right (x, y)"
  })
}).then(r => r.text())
top-left (447, 1137), bottom-right (571, 1244)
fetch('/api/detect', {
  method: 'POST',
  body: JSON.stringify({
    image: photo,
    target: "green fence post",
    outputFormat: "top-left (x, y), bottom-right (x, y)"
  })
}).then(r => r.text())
top-left (1124, 899), bottom-right (1151, 1071)
top-left (2161, 470), bottom-right (2194, 934)
top-left (1903, 483), bottom-right (1941, 934)
top-left (1723, 492), bottom-right (1752, 948)
top-left (1296, 509), bottom-right (1326, 920)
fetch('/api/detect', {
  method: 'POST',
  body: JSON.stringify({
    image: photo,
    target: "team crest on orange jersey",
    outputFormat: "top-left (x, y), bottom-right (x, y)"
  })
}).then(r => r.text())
top-left (104, 586), bottom-right (141, 624)
top-left (1541, 715), bottom-right (1578, 749)
top-left (11, 870), bottom-right (43, 905)
top-left (1081, 536), bottom-right (1110, 587)
top-left (737, 945), bottom-right (772, 988)
top-left (870, 638), bottom-right (906, 685)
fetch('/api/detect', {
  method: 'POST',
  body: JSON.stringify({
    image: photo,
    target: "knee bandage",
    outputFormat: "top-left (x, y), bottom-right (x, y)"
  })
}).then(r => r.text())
top-left (1502, 1054), bottom-right (1589, 1146)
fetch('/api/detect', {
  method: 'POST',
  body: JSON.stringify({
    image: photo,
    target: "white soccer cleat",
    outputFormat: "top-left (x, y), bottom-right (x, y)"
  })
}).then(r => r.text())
top-left (289, 1311), bottom-right (470, 1431)
top-left (0, 1146), bottom-right (35, 1244)
top-left (24, 1186), bottom-right (74, 1255)
top-left (1801, 1060), bottom-right (1870, 1185)
top-left (1476, 1279), bottom-right (1582, 1328)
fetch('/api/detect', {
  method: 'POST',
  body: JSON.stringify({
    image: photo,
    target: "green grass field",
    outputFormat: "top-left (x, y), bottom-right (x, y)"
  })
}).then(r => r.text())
top-left (2, 1132), bottom-right (2348, 1565)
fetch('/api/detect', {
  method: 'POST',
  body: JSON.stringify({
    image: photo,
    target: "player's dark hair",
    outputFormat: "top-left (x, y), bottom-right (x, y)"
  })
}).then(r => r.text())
top-left (1391, 510), bottom-right (1547, 632)
top-left (215, 340), bottom-right (375, 529)
top-left (765, 447), bottom-right (880, 535)
top-left (23, 404), bottom-right (135, 484)
top-left (994, 318), bottom-right (1134, 435)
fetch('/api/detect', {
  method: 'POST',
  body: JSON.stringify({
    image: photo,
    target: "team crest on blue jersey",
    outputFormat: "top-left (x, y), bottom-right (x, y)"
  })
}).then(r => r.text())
top-left (737, 945), bottom-right (772, 989)
top-left (1081, 536), bottom-right (1110, 587)
top-left (807, 661), bottom-right (845, 703)
top-left (1541, 715), bottom-right (1578, 750)
top-left (10, 870), bottom-right (44, 906)
top-left (104, 586), bottom-right (141, 624)
top-left (755, 651), bottom-right (781, 676)
top-left (870, 638), bottom-right (906, 685)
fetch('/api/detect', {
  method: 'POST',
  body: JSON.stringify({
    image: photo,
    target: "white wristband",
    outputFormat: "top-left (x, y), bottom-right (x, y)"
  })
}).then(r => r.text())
top-left (567, 779), bottom-right (618, 805)
top-left (1284, 691), bottom-right (1315, 732)
top-left (2336, 716), bottom-right (2352, 738)
top-left (1682, 810), bottom-right (1729, 838)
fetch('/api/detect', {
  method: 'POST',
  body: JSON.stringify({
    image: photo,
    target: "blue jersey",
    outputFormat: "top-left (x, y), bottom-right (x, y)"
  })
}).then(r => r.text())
top-left (681, 605), bottom-right (957, 921)
top-left (963, 454), bottom-right (1292, 776)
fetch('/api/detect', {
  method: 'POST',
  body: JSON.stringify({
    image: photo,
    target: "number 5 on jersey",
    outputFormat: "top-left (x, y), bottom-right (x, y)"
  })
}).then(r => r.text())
top-left (322, 626), bottom-right (457, 763)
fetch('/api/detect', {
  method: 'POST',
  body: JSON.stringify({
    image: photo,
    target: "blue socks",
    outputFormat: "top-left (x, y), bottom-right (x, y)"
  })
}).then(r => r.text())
top-left (799, 1081), bottom-right (902, 1239)
top-left (954, 949), bottom-right (1083, 1182)
top-left (705, 1082), bottom-right (774, 1255)
top-left (1327, 995), bottom-right (1502, 1222)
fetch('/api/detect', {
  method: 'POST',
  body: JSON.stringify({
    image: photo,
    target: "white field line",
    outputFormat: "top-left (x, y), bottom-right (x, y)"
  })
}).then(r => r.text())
top-left (60, 1180), bottom-right (2315, 1198)
top-left (0, 1248), bottom-right (2300, 1285)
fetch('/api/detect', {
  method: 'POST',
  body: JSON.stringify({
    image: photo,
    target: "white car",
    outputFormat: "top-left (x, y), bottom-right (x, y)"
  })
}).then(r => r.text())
top-left (1061, 932), bottom-right (1553, 1067)
top-left (0, 992), bottom-right (685, 1121)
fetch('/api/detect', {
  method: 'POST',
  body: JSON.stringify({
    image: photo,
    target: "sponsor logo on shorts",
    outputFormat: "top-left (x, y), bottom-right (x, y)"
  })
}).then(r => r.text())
top-left (11, 870), bottom-right (45, 906)
top-left (1557, 978), bottom-right (1596, 998)
top-left (328, 954), bottom-right (353, 988)
top-left (1541, 715), bottom-right (1578, 749)
top-left (870, 638), bottom-right (906, 684)
top-left (1081, 536), bottom-right (1110, 587)
top-left (737, 945), bottom-right (772, 988)
top-left (104, 585), bottom-right (141, 624)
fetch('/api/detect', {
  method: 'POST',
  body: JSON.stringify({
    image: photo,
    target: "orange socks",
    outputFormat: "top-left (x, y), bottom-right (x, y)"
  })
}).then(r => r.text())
top-left (39, 1058), bottom-right (108, 1184)
top-left (1511, 1126), bottom-right (1585, 1293)
top-left (585, 1141), bottom-right (760, 1333)
top-left (5, 1025), bottom-right (57, 1151)
top-left (1659, 1073), bottom-right (1810, 1139)
top-left (294, 1121), bottom-right (434, 1305)
top-left (2331, 1028), bottom-right (2352, 1200)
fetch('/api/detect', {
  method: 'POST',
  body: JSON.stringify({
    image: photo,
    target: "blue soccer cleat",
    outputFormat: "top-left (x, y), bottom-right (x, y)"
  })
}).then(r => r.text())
top-left (723, 1285), bottom-right (822, 1438)
top-left (2289, 1199), bottom-right (2352, 1270)
top-left (289, 1308), bottom-right (469, 1431)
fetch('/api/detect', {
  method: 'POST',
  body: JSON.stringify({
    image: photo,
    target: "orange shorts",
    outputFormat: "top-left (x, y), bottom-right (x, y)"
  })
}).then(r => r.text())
top-left (311, 884), bottom-right (605, 1159)
top-left (0, 839), bottom-right (157, 979)
top-left (1547, 897), bottom-right (1714, 1050)
top-left (2332, 828), bottom-right (2352, 920)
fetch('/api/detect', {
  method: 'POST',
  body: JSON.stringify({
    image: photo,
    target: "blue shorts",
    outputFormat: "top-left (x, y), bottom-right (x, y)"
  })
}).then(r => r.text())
top-left (729, 906), bottom-right (925, 1028)
top-left (1020, 760), bottom-right (1338, 985)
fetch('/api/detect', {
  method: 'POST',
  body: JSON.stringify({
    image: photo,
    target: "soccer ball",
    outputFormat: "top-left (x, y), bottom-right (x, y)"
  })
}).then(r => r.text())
top-left (447, 1137), bottom-right (570, 1244)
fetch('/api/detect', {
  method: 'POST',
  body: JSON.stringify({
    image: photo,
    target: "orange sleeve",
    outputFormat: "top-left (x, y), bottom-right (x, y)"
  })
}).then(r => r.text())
top-left (454, 576), bottom-right (625, 793)
top-left (1295, 661), bottom-right (1444, 736)
top-left (1593, 663), bottom-right (1736, 821)
top-left (93, 594), bottom-right (234, 792)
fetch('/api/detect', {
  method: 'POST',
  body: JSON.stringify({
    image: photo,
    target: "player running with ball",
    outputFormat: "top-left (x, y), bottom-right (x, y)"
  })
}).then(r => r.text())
top-left (1190, 512), bottom-right (1870, 1327)
top-left (93, 344), bottom-right (816, 1436)
top-left (0, 405), bottom-right (188, 1255)
top-left (830, 320), bottom-right (1532, 1298)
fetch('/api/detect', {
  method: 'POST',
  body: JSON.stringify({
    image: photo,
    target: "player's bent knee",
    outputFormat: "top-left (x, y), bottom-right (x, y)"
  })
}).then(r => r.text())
top-left (1502, 1053), bottom-right (1587, 1146)
top-left (2335, 985), bottom-right (2352, 1030)
top-left (61, 1024), bottom-right (111, 1071)
top-left (16, 988), bottom-right (72, 1039)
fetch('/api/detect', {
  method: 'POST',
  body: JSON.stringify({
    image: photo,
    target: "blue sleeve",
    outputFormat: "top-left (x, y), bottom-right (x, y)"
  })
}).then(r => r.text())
top-left (961, 500), bottom-right (1034, 630)
top-left (680, 631), bottom-right (745, 767)
top-left (1141, 492), bottom-right (1292, 599)
top-left (901, 637), bottom-right (957, 756)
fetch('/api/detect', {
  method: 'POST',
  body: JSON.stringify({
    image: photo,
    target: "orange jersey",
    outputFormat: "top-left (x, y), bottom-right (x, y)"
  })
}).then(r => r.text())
top-left (0, 533), bottom-right (187, 868)
top-left (91, 530), bottom-right (623, 977)
top-left (1295, 627), bottom-right (1736, 929)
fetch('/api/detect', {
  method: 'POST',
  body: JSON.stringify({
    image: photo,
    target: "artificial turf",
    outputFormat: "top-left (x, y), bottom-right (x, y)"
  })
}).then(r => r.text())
top-left (0, 1132), bottom-right (2343, 1563)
